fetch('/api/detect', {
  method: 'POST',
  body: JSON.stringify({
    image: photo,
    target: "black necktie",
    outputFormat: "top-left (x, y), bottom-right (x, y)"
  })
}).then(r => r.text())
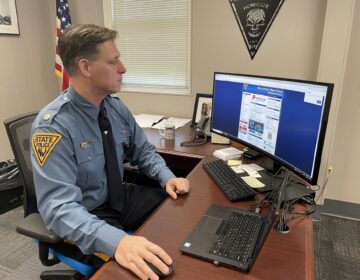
top-left (98, 103), bottom-right (125, 213)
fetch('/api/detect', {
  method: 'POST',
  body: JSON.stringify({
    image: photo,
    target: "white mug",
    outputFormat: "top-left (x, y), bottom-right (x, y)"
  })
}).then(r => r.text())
top-left (159, 122), bottom-right (176, 140)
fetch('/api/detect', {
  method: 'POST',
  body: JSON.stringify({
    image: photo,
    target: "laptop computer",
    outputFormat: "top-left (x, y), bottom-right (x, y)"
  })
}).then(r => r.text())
top-left (180, 198), bottom-right (278, 272)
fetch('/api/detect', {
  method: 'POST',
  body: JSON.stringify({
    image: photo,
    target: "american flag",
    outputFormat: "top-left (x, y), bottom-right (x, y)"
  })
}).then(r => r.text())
top-left (55, 0), bottom-right (72, 91)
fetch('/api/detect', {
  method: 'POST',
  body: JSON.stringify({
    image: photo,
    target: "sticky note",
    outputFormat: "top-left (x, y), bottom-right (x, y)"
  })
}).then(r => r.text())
top-left (241, 176), bottom-right (265, 189)
top-left (227, 160), bottom-right (242, 166)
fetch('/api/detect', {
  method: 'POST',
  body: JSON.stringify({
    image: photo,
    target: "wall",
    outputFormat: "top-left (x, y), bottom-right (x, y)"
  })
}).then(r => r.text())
top-left (0, 0), bottom-right (57, 161)
top-left (322, 0), bottom-right (360, 203)
top-left (0, 0), bottom-right (104, 161)
top-left (106, 0), bottom-right (360, 204)
top-left (118, 0), bottom-right (327, 118)
top-left (68, 0), bottom-right (103, 25)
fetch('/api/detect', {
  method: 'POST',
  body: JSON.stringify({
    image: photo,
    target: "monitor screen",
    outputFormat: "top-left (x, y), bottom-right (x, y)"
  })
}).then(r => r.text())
top-left (211, 72), bottom-right (333, 185)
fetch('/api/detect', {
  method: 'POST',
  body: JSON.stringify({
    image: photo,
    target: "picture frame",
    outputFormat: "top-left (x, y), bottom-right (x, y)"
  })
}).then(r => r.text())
top-left (0, 0), bottom-right (19, 35)
top-left (192, 93), bottom-right (213, 125)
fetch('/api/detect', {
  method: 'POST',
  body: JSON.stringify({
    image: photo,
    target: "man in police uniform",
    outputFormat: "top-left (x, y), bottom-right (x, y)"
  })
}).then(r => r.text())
top-left (31, 24), bottom-right (190, 280)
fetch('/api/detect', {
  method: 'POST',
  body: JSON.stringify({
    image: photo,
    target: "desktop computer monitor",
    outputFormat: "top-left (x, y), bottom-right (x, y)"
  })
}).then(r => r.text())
top-left (211, 72), bottom-right (333, 185)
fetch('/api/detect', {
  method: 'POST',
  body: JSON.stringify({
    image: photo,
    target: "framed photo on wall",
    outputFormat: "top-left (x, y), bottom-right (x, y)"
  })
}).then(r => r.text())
top-left (0, 0), bottom-right (19, 35)
top-left (192, 93), bottom-right (213, 125)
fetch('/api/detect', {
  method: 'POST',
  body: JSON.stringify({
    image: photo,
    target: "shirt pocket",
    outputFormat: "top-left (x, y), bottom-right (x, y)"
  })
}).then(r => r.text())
top-left (74, 140), bottom-right (104, 188)
top-left (114, 127), bottom-right (130, 156)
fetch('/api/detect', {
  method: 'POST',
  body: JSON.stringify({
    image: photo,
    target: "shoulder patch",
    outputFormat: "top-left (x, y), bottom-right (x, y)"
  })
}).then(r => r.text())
top-left (32, 133), bottom-right (62, 166)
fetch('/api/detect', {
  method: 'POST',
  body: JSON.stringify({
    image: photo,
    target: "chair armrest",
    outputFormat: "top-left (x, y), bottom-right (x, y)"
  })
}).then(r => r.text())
top-left (16, 213), bottom-right (62, 243)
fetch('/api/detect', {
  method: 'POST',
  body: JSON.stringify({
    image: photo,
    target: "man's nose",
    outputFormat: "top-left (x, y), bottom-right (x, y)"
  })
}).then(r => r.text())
top-left (118, 60), bottom-right (126, 74)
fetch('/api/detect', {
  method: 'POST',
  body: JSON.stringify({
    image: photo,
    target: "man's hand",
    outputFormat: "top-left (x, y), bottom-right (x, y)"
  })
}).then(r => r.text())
top-left (165, 177), bottom-right (190, 199)
top-left (114, 235), bottom-right (172, 280)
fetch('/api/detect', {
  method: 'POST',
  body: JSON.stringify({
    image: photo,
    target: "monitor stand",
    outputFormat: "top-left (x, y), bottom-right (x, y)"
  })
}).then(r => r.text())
top-left (257, 156), bottom-right (281, 175)
top-left (243, 148), bottom-right (263, 160)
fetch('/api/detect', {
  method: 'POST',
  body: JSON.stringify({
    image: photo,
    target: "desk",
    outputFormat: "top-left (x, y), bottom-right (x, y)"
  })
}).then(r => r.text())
top-left (142, 124), bottom-right (230, 177)
top-left (91, 124), bottom-right (314, 280)
top-left (144, 123), bottom-right (229, 158)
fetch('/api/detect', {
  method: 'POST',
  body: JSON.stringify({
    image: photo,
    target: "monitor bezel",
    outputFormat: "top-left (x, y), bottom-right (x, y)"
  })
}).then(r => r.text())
top-left (211, 71), bottom-right (333, 185)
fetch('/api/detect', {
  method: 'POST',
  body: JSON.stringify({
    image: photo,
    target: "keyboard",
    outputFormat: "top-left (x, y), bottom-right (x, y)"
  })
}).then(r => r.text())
top-left (209, 211), bottom-right (262, 262)
top-left (203, 159), bottom-right (257, 201)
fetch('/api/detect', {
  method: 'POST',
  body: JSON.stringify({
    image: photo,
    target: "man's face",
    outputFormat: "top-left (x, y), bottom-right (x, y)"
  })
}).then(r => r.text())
top-left (87, 40), bottom-right (126, 94)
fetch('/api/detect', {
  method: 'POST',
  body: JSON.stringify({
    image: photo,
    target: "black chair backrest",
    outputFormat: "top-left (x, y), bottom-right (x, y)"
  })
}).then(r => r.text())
top-left (4, 112), bottom-right (39, 217)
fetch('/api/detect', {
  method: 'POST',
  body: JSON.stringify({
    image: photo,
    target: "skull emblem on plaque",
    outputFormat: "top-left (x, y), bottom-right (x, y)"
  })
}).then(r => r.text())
top-left (246, 8), bottom-right (266, 38)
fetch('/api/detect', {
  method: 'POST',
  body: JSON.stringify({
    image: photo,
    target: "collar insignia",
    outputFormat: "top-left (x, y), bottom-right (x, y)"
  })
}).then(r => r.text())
top-left (43, 113), bottom-right (51, 121)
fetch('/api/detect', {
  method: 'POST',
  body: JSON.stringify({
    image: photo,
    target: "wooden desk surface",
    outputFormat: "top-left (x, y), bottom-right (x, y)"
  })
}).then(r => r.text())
top-left (91, 161), bottom-right (313, 280)
top-left (91, 124), bottom-right (314, 280)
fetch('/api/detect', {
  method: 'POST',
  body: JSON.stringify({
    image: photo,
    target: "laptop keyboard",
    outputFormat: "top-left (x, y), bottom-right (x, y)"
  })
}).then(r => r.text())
top-left (209, 211), bottom-right (262, 263)
top-left (203, 159), bottom-right (257, 201)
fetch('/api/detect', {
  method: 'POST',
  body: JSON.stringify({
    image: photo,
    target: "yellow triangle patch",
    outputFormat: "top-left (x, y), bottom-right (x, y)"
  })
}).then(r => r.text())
top-left (32, 133), bottom-right (62, 166)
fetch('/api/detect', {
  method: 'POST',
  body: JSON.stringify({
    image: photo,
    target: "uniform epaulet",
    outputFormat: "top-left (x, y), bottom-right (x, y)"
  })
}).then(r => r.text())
top-left (35, 94), bottom-right (70, 127)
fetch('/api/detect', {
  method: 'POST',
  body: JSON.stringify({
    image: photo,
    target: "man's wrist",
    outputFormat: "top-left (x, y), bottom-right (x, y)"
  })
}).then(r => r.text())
top-left (95, 223), bottom-right (127, 257)
top-left (158, 167), bottom-right (176, 187)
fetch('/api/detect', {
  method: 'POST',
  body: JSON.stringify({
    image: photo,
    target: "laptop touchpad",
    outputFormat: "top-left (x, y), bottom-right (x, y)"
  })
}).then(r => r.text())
top-left (199, 216), bottom-right (223, 234)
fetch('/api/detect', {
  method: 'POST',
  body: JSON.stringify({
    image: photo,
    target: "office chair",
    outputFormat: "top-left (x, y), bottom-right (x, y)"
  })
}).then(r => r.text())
top-left (4, 112), bottom-right (96, 280)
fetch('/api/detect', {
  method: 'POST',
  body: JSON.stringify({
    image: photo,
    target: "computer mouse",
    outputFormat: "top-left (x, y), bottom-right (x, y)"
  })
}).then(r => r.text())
top-left (145, 260), bottom-right (173, 278)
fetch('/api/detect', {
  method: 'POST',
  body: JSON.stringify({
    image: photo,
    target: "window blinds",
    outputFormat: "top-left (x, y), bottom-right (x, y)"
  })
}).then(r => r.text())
top-left (112, 0), bottom-right (190, 94)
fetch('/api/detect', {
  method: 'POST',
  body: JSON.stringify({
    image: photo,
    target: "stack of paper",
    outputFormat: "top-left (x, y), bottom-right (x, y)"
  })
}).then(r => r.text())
top-left (152, 117), bottom-right (191, 129)
top-left (134, 114), bottom-right (164, 128)
top-left (213, 147), bottom-right (243, 161)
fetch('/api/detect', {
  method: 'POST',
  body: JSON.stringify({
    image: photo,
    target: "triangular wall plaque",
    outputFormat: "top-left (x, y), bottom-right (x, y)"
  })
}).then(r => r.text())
top-left (229, 0), bottom-right (285, 59)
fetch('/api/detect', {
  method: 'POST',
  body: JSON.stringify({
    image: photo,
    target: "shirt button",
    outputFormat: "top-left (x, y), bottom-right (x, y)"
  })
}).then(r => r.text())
top-left (88, 156), bottom-right (92, 160)
top-left (63, 96), bottom-right (68, 101)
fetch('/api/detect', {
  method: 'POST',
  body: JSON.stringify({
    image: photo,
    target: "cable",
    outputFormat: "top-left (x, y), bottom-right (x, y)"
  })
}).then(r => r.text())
top-left (277, 191), bottom-right (317, 231)
top-left (180, 126), bottom-right (208, 146)
top-left (274, 170), bottom-right (292, 232)
top-left (248, 191), bottom-right (274, 212)
top-left (315, 176), bottom-right (329, 204)
top-left (248, 168), bottom-right (284, 213)
top-left (291, 203), bottom-right (316, 216)
top-left (250, 168), bottom-right (316, 225)
top-left (180, 137), bottom-right (207, 146)
top-left (271, 166), bottom-right (285, 190)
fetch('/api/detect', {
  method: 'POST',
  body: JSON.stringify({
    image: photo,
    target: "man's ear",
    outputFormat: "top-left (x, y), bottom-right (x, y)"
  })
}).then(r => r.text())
top-left (78, 58), bottom-right (91, 77)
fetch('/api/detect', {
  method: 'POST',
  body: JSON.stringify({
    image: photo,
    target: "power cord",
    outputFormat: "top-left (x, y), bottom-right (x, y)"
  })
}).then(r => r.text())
top-left (276, 190), bottom-right (316, 233)
top-left (248, 191), bottom-right (274, 212)
top-left (248, 168), bottom-right (285, 213)
top-left (315, 175), bottom-right (329, 204)
top-left (180, 126), bottom-right (208, 146)
top-left (248, 168), bottom-right (316, 232)
top-left (275, 170), bottom-right (292, 233)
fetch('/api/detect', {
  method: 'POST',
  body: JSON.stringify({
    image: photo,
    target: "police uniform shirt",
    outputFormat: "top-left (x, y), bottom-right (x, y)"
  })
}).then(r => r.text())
top-left (31, 86), bottom-right (175, 257)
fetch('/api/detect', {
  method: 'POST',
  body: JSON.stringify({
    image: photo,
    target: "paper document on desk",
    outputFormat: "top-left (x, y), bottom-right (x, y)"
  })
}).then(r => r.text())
top-left (152, 117), bottom-right (191, 129)
top-left (134, 114), bottom-right (164, 128)
top-left (231, 165), bottom-right (246, 174)
top-left (241, 165), bottom-right (262, 178)
top-left (231, 164), bottom-right (263, 178)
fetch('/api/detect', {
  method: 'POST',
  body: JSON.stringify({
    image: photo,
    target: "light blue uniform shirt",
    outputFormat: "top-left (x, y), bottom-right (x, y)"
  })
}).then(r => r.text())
top-left (31, 86), bottom-right (175, 257)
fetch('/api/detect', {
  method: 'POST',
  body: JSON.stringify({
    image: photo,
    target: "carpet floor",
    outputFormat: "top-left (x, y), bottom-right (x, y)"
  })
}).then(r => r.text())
top-left (313, 215), bottom-right (360, 280)
top-left (0, 207), bottom-right (68, 280)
